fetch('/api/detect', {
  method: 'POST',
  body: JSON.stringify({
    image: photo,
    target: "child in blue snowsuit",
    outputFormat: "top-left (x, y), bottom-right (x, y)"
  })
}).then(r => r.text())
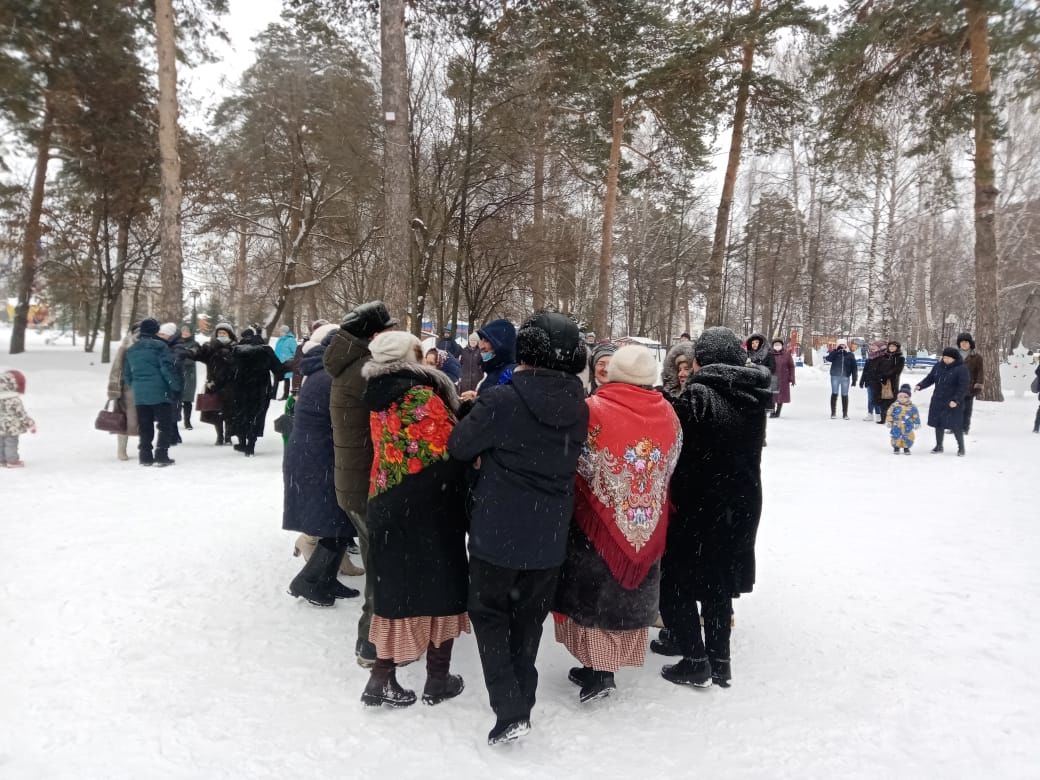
top-left (886, 383), bottom-right (922, 454)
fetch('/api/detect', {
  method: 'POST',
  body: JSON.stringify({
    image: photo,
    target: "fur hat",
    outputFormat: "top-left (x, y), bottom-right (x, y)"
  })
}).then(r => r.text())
top-left (898, 383), bottom-right (913, 397)
top-left (956, 332), bottom-right (975, 349)
top-left (468, 332), bottom-right (479, 347)
top-left (942, 346), bottom-right (960, 360)
top-left (214, 322), bottom-right (236, 340)
top-left (139, 318), bottom-right (160, 337)
top-left (516, 312), bottom-right (585, 373)
top-left (240, 327), bottom-right (255, 341)
top-left (695, 327), bottom-right (748, 368)
top-left (3, 369), bottom-right (26, 394)
top-left (303, 323), bottom-right (339, 354)
top-left (836, 338), bottom-right (848, 348)
top-left (369, 330), bottom-right (422, 364)
top-left (159, 322), bottom-right (178, 338)
top-left (607, 344), bottom-right (658, 386)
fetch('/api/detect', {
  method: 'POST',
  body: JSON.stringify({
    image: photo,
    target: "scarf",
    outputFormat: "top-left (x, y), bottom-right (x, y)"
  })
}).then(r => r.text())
top-left (868, 339), bottom-right (887, 360)
top-left (574, 382), bottom-right (682, 589)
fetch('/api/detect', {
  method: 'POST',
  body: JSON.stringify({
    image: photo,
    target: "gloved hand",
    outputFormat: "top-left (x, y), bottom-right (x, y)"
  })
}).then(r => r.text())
top-left (341, 301), bottom-right (397, 339)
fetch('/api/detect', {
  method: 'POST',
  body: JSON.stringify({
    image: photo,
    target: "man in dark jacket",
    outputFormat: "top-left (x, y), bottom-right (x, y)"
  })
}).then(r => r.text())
top-left (657, 326), bottom-right (772, 689)
top-left (956, 332), bottom-right (984, 434)
top-left (915, 347), bottom-right (971, 456)
top-left (465, 319), bottom-right (517, 399)
top-left (436, 327), bottom-right (463, 359)
top-left (449, 312), bottom-right (588, 746)
top-left (124, 318), bottom-right (181, 466)
top-left (824, 339), bottom-right (859, 419)
top-left (324, 301), bottom-right (398, 666)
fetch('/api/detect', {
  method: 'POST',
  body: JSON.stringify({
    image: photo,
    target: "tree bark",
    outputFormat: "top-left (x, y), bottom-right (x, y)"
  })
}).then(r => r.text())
top-left (703, 0), bottom-right (761, 327)
top-left (531, 116), bottom-right (547, 312)
top-left (593, 92), bottom-right (624, 338)
top-left (965, 0), bottom-right (1004, 400)
top-left (155, 0), bottom-right (184, 323)
top-left (381, 0), bottom-right (411, 326)
top-left (9, 96), bottom-right (53, 355)
top-left (233, 224), bottom-right (248, 328)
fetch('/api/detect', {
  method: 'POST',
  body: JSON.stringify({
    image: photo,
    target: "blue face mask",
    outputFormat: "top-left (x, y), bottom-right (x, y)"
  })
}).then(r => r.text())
top-left (481, 350), bottom-right (496, 363)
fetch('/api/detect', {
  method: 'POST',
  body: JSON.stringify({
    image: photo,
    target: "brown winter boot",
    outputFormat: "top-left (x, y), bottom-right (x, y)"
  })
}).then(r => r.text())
top-left (362, 658), bottom-right (416, 708)
top-left (422, 639), bottom-right (464, 705)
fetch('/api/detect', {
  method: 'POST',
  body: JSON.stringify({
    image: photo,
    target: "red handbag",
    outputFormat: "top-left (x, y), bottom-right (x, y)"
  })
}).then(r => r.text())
top-left (94, 400), bottom-right (127, 434)
top-left (196, 391), bottom-right (222, 412)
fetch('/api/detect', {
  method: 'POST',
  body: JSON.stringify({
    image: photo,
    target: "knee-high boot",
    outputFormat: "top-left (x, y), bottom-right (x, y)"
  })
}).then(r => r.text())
top-left (953, 429), bottom-right (965, 456)
top-left (932, 428), bottom-right (945, 453)
top-left (1033, 406), bottom-right (1040, 433)
top-left (841, 395), bottom-right (849, 419)
top-left (830, 394), bottom-right (837, 418)
top-left (423, 639), bottom-right (464, 705)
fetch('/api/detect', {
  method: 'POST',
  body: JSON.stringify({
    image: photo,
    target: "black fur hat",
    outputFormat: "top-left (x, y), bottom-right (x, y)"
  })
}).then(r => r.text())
top-left (956, 332), bottom-right (975, 349)
top-left (942, 346), bottom-right (961, 360)
top-left (516, 312), bottom-right (586, 373)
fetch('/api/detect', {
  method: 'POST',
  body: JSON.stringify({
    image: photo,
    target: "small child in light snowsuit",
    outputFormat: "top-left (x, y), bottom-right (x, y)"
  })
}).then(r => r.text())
top-left (886, 383), bottom-right (921, 455)
top-left (0, 369), bottom-right (37, 467)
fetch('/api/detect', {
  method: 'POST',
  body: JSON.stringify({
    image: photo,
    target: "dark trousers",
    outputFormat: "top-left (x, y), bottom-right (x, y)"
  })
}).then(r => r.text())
top-left (660, 587), bottom-right (733, 661)
top-left (137, 403), bottom-right (173, 454)
top-left (347, 510), bottom-right (374, 648)
top-left (182, 402), bottom-right (192, 426)
top-left (962, 395), bottom-right (975, 432)
top-left (468, 558), bottom-right (559, 723)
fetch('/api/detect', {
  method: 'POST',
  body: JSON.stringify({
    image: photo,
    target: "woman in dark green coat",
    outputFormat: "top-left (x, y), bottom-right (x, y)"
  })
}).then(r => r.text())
top-left (178, 325), bottom-right (198, 429)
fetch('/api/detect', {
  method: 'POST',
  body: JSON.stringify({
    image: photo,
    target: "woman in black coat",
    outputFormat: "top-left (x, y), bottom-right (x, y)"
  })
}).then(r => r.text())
top-left (284, 325), bottom-right (359, 607)
top-left (873, 341), bottom-right (905, 423)
top-left (227, 328), bottom-right (287, 456)
top-left (915, 347), bottom-right (970, 456)
top-left (659, 327), bottom-right (772, 689)
top-left (186, 323), bottom-right (237, 445)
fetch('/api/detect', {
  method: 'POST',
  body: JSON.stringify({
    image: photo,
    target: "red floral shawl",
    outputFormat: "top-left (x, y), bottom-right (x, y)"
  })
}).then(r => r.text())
top-left (574, 382), bottom-right (682, 589)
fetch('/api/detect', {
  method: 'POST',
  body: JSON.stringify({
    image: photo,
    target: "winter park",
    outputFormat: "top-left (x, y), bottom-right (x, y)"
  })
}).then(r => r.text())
top-left (3, 0), bottom-right (1040, 777)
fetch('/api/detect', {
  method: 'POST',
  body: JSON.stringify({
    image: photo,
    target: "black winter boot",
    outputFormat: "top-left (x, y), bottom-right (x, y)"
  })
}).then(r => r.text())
top-left (182, 402), bottom-right (193, 430)
top-left (139, 449), bottom-right (154, 467)
top-left (215, 419), bottom-right (225, 446)
top-left (288, 541), bottom-right (342, 607)
top-left (830, 394), bottom-right (837, 418)
top-left (568, 666), bottom-right (594, 686)
top-left (954, 430), bottom-right (966, 456)
top-left (579, 670), bottom-right (616, 703)
top-left (772, 403), bottom-right (783, 418)
top-left (362, 658), bottom-right (416, 708)
top-left (155, 449), bottom-right (176, 467)
top-left (931, 429), bottom-right (945, 454)
top-left (650, 628), bottom-right (682, 657)
top-left (1034, 406), bottom-right (1040, 433)
top-left (488, 718), bottom-right (531, 746)
top-left (422, 639), bottom-right (464, 705)
top-left (332, 579), bottom-right (360, 599)
top-left (841, 395), bottom-right (850, 419)
top-left (661, 657), bottom-right (713, 688)
top-left (709, 658), bottom-right (732, 688)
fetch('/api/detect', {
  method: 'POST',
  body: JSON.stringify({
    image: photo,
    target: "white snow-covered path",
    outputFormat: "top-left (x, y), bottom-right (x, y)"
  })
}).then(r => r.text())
top-left (2, 337), bottom-right (1038, 779)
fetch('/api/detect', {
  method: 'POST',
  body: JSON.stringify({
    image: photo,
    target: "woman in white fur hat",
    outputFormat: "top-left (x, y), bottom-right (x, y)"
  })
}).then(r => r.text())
top-left (553, 344), bottom-right (682, 703)
top-left (359, 330), bottom-right (470, 709)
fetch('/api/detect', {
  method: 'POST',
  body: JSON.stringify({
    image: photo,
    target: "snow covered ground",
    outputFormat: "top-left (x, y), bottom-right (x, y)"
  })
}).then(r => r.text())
top-left (2, 327), bottom-right (1039, 779)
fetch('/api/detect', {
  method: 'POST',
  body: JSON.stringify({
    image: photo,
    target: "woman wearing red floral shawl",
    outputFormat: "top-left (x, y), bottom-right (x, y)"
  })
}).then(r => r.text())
top-left (359, 330), bottom-right (470, 709)
top-left (553, 345), bottom-right (682, 703)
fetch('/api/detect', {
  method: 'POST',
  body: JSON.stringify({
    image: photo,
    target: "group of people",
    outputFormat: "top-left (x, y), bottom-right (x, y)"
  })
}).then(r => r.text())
top-left (107, 319), bottom-right (292, 463)
top-left (279, 301), bottom-right (771, 746)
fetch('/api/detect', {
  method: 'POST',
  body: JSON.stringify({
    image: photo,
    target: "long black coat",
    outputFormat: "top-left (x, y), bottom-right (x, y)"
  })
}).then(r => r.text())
top-left (554, 525), bottom-right (660, 631)
top-left (282, 345), bottom-right (355, 539)
top-left (448, 368), bottom-right (588, 571)
top-left (663, 363), bottom-right (772, 601)
top-left (363, 362), bottom-right (468, 619)
top-left (917, 355), bottom-right (970, 431)
top-left (227, 340), bottom-right (284, 440)
top-left (188, 338), bottom-right (236, 425)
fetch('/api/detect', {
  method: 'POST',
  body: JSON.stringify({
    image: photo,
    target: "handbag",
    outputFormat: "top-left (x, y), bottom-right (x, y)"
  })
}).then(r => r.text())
top-left (880, 380), bottom-right (894, 400)
top-left (196, 391), bottom-right (222, 412)
top-left (94, 400), bottom-right (127, 434)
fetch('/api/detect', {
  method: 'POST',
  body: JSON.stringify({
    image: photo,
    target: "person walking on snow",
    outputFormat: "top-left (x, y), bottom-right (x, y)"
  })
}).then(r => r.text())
top-left (185, 323), bottom-right (237, 446)
top-left (859, 339), bottom-right (886, 421)
top-left (825, 339), bottom-right (858, 419)
top-left (956, 332), bottom-right (984, 434)
top-left (158, 323), bottom-right (186, 446)
top-left (448, 312), bottom-right (588, 746)
top-left (324, 301), bottom-right (399, 668)
top-left (226, 328), bottom-right (287, 456)
top-left (0, 370), bottom-right (36, 467)
top-left (886, 384), bottom-right (922, 454)
top-left (915, 347), bottom-right (970, 456)
top-left (658, 327), bottom-right (772, 689)
top-left (178, 325), bottom-right (197, 430)
top-left (459, 332), bottom-right (483, 395)
top-left (768, 338), bottom-right (795, 418)
top-left (360, 330), bottom-right (470, 709)
top-left (124, 318), bottom-right (181, 467)
top-left (107, 325), bottom-right (140, 461)
top-left (553, 345), bottom-right (682, 703)
top-left (875, 341), bottom-right (905, 424)
top-left (274, 325), bottom-right (298, 400)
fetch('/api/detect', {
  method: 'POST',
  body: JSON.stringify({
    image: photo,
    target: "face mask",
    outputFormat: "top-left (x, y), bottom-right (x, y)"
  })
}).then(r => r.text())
top-left (217, 335), bottom-right (230, 344)
top-left (481, 350), bottom-right (495, 363)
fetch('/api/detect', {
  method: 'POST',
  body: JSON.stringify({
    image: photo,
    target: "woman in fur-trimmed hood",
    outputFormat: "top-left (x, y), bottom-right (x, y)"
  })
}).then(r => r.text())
top-left (661, 341), bottom-right (697, 399)
top-left (553, 345), bottom-right (682, 703)
top-left (358, 330), bottom-right (470, 710)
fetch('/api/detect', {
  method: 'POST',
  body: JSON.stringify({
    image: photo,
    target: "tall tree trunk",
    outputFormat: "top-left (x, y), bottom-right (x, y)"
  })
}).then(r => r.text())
top-left (965, 0), bottom-right (1004, 400)
top-left (703, 0), bottom-right (761, 327)
top-left (1009, 286), bottom-right (1039, 349)
top-left (449, 50), bottom-right (479, 335)
top-left (155, 0), bottom-right (184, 323)
top-left (381, 0), bottom-right (411, 326)
top-left (866, 156), bottom-right (884, 334)
top-left (593, 92), bottom-right (624, 338)
top-left (9, 96), bottom-right (53, 355)
top-left (530, 116), bottom-right (547, 311)
top-left (233, 225), bottom-right (248, 328)
top-left (102, 217), bottom-right (132, 364)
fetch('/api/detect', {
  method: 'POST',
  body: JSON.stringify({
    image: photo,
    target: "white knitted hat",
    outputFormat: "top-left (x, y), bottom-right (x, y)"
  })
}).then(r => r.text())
top-left (159, 322), bottom-right (178, 338)
top-left (369, 330), bottom-right (421, 364)
top-left (302, 323), bottom-right (339, 354)
top-left (607, 344), bottom-right (658, 387)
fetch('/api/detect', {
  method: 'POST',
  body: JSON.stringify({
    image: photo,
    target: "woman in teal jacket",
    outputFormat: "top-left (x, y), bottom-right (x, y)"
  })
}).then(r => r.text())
top-left (274, 325), bottom-right (298, 400)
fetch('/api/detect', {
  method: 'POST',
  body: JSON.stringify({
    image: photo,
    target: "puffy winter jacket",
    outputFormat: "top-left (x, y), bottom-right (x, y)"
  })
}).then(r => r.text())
top-left (124, 336), bottom-right (180, 405)
top-left (476, 319), bottom-right (517, 395)
top-left (825, 349), bottom-right (859, 384)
